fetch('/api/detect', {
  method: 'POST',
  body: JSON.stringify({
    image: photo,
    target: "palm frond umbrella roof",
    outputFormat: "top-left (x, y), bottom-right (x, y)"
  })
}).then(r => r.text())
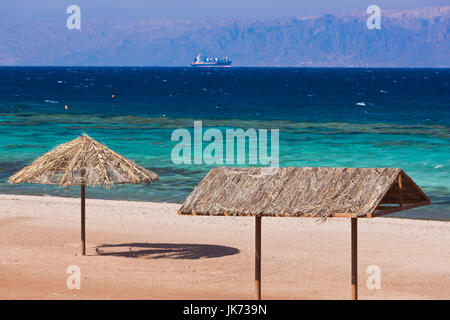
top-left (179, 167), bottom-right (429, 219)
top-left (9, 134), bottom-right (158, 189)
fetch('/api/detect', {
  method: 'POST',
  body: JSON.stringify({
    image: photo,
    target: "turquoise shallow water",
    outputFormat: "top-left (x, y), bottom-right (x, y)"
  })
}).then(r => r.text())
top-left (1, 115), bottom-right (448, 220)
top-left (0, 67), bottom-right (449, 220)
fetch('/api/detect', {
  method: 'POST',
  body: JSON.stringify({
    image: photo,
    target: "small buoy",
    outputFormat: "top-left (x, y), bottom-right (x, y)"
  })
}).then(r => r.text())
top-left (112, 94), bottom-right (115, 98)
top-left (65, 105), bottom-right (68, 110)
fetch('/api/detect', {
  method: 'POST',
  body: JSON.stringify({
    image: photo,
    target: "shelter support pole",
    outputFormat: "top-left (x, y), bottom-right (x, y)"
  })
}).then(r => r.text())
top-left (81, 184), bottom-right (86, 256)
top-left (351, 217), bottom-right (357, 300)
top-left (255, 215), bottom-right (261, 300)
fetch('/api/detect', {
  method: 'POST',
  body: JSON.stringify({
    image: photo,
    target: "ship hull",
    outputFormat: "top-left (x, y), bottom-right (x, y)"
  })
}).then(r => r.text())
top-left (191, 62), bottom-right (232, 67)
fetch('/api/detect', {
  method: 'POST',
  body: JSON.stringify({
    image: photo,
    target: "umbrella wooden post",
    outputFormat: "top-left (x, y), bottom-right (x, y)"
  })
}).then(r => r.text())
top-left (255, 215), bottom-right (261, 300)
top-left (81, 184), bottom-right (86, 256)
top-left (351, 217), bottom-right (357, 300)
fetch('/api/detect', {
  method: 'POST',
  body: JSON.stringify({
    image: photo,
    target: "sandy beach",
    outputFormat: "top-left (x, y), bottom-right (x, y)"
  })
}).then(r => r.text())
top-left (0, 193), bottom-right (448, 300)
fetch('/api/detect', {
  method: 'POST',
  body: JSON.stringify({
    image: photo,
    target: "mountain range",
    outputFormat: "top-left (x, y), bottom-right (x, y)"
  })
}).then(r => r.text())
top-left (1, 6), bottom-right (449, 67)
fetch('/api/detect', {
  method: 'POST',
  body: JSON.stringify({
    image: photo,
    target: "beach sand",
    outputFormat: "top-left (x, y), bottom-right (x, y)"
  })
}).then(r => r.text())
top-left (0, 194), bottom-right (448, 300)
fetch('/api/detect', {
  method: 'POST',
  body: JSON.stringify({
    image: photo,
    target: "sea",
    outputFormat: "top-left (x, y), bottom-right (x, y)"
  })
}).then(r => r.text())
top-left (0, 67), bottom-right (448, 220)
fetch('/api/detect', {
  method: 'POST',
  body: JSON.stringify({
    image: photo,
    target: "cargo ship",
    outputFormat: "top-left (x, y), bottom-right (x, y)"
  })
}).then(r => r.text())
top-left (191, 54), bottom-right (232, 67)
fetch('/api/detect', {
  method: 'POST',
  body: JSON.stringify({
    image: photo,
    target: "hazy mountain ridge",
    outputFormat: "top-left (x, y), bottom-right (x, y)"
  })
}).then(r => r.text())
top-left (1, 6), bottom-right (449, 67)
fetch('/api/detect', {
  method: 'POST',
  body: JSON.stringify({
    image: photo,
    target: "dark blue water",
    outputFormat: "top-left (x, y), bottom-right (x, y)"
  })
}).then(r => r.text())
top-left (0, 67), bottom-right (449, 220)
top-left (1, 67), bottom-right (449, 124)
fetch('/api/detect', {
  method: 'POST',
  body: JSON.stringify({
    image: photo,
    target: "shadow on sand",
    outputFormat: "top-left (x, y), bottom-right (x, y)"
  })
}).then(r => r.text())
top-left (95, 242), bottom-right (240, 260)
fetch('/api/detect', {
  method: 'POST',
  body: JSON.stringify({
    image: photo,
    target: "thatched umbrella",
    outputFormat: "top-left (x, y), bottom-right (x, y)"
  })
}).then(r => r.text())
top-left (9, 134), bottom-right (159, 255)
top-left (179, 167), bottom-right (430, 300)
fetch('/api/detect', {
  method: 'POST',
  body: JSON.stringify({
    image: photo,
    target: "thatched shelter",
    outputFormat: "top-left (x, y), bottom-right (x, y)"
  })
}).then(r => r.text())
top-left (179, 167), bottom-right (430, 299)
top-left (9, 134), bottom-right (159, 255)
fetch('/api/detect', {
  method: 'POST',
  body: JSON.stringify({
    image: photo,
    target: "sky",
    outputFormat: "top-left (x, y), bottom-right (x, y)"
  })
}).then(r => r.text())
top-left (0, 0), bottom-right (448, 22)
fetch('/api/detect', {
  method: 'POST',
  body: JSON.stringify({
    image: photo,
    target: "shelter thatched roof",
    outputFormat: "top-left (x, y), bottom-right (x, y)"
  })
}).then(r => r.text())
top-left (178, 167), bottom-right (430, 219)
top-left (9, 134), bottom-right (158, 189)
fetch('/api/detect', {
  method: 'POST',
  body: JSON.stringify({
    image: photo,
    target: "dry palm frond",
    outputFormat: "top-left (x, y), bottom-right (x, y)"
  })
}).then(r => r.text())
top-left (9, 134), bottom-right (158, 189)
top-left (178, 167), bottom-right (429, 219)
